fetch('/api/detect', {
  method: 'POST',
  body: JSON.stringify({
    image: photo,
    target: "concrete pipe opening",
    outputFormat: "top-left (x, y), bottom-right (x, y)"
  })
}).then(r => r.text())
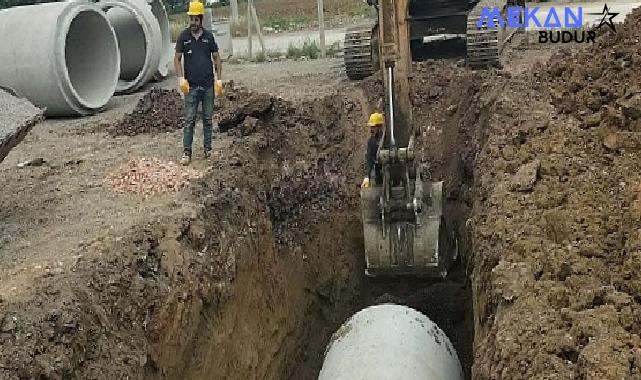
top-left (0, 2), bottom-right (119, 116)
top-left (101, 0), bottom-right (161, 94)
top-left (65, 10), bottom-right (119, 109)
top-left (106, 6), bottom-right (147, 81)
top-left (318, 304), bottom-right (465, 380)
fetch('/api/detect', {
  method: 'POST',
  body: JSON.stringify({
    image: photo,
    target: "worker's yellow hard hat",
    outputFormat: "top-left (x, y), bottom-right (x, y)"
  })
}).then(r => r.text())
top-left (367, 112), bottom-right (384, 127)
top-left (187, 1), bottom-right (205, 16)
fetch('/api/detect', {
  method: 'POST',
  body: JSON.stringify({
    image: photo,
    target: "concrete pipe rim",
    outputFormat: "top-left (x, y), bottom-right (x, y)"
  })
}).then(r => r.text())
top-left (55, 2), bottom-right (120, 114)
top-left (319, 303), bottom-right (465, 380)
top-left (149, 0), bottom-right (171, 79)
top-left (100, 0), bottom-right (162, 94)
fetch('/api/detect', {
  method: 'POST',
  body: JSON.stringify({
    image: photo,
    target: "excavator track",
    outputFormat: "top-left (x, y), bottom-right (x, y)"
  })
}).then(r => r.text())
top-left (343, 26), bottom-right (376, 80)
top-left (466, 0), bottom-right (507, 68)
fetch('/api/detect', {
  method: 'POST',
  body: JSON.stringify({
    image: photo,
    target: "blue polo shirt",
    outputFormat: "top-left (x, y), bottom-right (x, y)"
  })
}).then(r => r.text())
top-left (176, 28), bottom-right (219, 87)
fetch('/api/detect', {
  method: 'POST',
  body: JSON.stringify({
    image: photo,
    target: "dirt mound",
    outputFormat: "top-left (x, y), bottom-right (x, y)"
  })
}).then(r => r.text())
top-left (108, 88), bottom-right (183, 137)
top-left (547, 8), bottom-right (641, 127)
top-left (470, 9), bottom-right (641, 380)
top-left (217, 83), bottom-right (275, 133)
top-left (267, 156), bottom-right (347, 223)
top-left (208, 87), bottom-right (363, 251)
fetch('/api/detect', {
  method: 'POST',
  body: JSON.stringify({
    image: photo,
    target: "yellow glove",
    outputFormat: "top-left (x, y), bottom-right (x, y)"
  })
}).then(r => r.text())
top-left (179, 77), bottom-right (189, 95)
top-left (361, 177), bottom-right (370, 188)
top-left (214, 80), bottom-right (223, 96)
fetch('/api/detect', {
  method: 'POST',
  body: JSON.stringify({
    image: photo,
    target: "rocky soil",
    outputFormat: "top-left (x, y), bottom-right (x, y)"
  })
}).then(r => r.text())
top-left (470, 9), bottom-right (641, 379)
top-left (103, 158), bottom-right (204, 197)
top-left (108, 88), bottom-right (184, 137)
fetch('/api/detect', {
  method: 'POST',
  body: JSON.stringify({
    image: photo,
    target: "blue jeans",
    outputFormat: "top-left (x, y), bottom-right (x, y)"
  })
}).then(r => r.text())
top-left (183, 85), bottom-right (214, 155)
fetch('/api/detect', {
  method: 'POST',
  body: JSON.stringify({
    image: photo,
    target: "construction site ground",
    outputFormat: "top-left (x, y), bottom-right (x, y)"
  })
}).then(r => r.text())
top-left (0, 58), bottom-right (343, 303)
top-left (3, 9), bottom-right (641, 379)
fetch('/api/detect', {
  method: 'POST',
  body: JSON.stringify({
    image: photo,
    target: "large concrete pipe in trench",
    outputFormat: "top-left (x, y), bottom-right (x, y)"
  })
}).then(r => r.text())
top-left (0, 2), bottom-right (120, 116)
top-left (99, 0), bottom-right (162, 94)
top-left (318, 304), bottom-right (465, 380)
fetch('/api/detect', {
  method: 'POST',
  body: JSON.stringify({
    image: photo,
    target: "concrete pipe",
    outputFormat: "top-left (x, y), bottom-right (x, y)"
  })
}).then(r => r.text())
top-left (0, 2), bottom-right (120, 116)
top-left (146, 0), bottom-right (173, 80)
top-left (100, 0), bottom-right (161, 94)
top-left (318, 304), bottom-right (465, 380)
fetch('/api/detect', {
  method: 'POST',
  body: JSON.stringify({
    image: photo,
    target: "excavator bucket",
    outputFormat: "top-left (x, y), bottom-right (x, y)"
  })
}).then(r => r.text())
top-left (360, 178), bottom-right (457, 278)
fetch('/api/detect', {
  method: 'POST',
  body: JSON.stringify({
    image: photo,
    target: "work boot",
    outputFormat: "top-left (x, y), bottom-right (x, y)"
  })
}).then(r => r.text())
top-left (203, 149), bottom-right (211, 159)
top-left (180, 152), bottom-right (191, 166)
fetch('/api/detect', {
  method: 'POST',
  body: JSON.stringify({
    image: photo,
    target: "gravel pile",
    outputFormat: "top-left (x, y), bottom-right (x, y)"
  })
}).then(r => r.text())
top-left (103, 157), bottom-right (203, 196)
top-left (108, 88), bottom-right (184, 137)
top-left (0, 88), bottom-right (44, 163)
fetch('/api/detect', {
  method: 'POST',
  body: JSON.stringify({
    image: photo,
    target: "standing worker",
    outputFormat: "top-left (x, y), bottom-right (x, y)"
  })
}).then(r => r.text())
top-left (361, 112), bottom-right (384, 188)
top-left (174, 1), bottom-right (224, 165)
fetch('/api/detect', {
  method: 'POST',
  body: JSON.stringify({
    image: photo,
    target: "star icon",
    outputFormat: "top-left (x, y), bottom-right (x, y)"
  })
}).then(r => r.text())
top-left (588, 4), bottom-right (619, 32)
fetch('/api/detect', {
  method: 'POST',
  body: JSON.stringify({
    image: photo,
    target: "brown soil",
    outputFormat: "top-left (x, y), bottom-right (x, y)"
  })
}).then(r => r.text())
top-left (469, 10), bottom-right (641, 379)
top-left (107, 88), bottom-right (184, 137)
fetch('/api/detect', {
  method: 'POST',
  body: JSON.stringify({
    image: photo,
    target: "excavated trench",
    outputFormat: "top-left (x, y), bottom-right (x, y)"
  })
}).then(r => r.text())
top-left (0, 63), bottom-right (487, 379)
top-left (145, 64), bottom-right (485, 380)
top-left (150, 20), bottom-right (641, 379)
top-left (98, 62), bottom-right (487, 380)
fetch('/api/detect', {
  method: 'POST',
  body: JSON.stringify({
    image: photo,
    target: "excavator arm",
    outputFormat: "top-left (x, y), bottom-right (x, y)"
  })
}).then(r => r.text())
top-left (359, 0), bottom-right (457, 278)
top-left (377, 0), bottom-right (412, 151)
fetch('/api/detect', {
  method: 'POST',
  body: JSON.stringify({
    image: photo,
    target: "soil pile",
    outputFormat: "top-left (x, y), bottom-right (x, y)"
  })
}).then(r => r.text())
top-left (471, 8), bottom-right (641, 380)
top-left (547, 8), bottom-right (641, 127)
top-left (108, 88), bottom-right (183, 137)
top-left (217, 82), bottom-right (275, 134)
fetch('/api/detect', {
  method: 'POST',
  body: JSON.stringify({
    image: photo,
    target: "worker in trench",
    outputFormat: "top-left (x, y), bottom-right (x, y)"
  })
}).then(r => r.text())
top-left (174, 1), bottom-right (223, 166)
top-left (361, 112), bottom-right (384, 188)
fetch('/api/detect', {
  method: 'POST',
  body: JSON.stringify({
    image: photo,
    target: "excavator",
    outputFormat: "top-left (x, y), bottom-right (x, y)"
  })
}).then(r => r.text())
top-left (359, 0), bottom-right (460, 277)
top-left (344, 0), bottom-right (523, 79)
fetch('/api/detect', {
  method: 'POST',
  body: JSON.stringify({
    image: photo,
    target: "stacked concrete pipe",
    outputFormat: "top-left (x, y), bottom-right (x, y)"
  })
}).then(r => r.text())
top-left (318, 304), bottom-right (465, 380)
top-left (98, 0), bottom-right (162, 94)
top-left (0, 1), bottom-right (120, 116)
top-left (74, 0), bottom-right (172, 84)
top-left (147, 0), bottom-right (173, 80)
